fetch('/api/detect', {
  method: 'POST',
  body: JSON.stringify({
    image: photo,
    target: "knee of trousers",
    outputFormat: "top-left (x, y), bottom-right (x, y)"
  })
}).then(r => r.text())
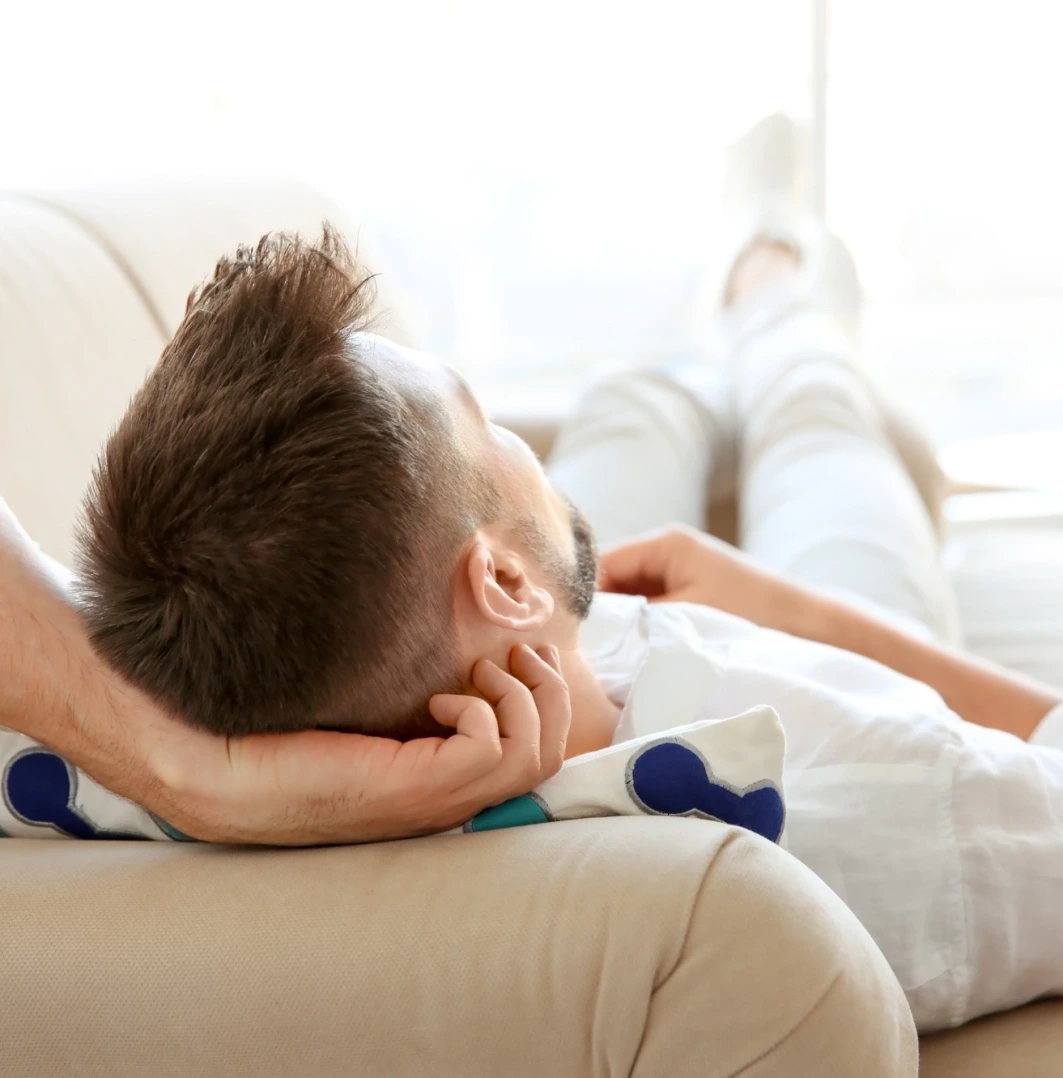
top-left (740, 356), bottom-right (888, 450)
top-left (554, 366), bottom-right (720, 462)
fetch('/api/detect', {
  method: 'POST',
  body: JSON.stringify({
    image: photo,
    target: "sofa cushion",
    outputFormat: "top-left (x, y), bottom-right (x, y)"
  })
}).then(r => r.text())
top-left (21, 178), bottom-right (417, 347)
top-left (920, 999), bottom-right (1063, 1077)
top-left (0, 197), bottom-right (165, 563)
top-left (0, 818), bottom-right (916, 1077)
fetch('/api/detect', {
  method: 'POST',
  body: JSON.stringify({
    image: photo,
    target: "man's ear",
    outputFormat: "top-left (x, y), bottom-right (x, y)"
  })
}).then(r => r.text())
top-left (465, 539), bottom-right (554, 631)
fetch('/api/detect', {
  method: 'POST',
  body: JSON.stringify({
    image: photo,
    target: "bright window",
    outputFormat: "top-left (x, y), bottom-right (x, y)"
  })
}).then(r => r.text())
top-left (828, 1), bottom-right (1063, 442)
top-left (4, 1), bottom-right (1060, 439)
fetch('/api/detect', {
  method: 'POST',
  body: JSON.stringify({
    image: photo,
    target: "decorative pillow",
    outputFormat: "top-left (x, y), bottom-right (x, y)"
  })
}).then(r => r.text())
top-left (0, 706), bottom-right (785, 844)
top-left (451, 706), bottom-right (787, 844)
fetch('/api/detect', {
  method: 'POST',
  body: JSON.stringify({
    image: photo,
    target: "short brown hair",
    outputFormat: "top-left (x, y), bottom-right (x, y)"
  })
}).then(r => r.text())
top-left (77, 226), bottom-right (479, 738)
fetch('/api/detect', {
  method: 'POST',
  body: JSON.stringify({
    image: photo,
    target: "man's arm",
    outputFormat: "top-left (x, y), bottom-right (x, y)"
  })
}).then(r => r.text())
top-left (797, 589), bottom-right (1058, 740)
top-left (599, 526), bottom-right (1060, 741)
top-left (0, 499), bottom-right (569, 844)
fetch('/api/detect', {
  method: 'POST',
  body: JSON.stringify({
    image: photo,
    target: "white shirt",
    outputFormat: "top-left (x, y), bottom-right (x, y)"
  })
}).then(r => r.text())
top-left (581, 591), bottom-right (1063, 1032)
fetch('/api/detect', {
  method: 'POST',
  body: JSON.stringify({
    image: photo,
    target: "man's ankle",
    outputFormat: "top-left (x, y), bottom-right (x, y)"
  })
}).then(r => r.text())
top-left (723, 239), bottom-right (801, 308)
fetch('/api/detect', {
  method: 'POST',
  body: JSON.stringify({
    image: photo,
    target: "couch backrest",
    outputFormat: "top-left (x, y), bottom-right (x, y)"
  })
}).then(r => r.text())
top-left (0, 178), bottom-right (413, 563)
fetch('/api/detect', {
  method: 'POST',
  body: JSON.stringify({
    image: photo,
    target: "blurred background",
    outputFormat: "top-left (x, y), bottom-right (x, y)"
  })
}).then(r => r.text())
top-left (4, 0), bottom-right (1061, 443)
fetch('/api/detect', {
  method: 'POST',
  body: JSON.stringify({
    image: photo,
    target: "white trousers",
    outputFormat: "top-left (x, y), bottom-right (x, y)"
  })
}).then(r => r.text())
top-left (547, 283), bottom-right (1063, 1030)
top-left (549, 281), bottom-right (960, 642)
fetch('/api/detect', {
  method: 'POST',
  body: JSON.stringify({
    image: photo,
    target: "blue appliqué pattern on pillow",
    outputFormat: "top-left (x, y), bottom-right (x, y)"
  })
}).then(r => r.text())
top-left (626, 738), bottom-right (785, 843)
top-left (2, 748), bottom-right (145, 840)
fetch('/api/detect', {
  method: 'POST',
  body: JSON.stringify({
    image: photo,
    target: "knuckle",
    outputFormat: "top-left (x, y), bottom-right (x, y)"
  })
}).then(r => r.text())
top-left (542, 744), bottom-right (565, 778)
top-left (518, 752), bottom-right (541, 785)
top-left (514, 680), bottom-right (535, 703)
top-left (471, 698), bottom-right (496, 721)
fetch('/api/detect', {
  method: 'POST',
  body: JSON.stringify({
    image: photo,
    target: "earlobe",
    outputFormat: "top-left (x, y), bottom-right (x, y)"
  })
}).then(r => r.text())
top-left (466, 540), bottom-right (554, 631)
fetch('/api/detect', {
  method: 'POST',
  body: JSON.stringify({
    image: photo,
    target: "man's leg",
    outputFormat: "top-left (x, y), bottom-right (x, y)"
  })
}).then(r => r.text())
top-left (722, 241), bottom-right (1063, 1026)
top-left (547, 360), bottom-right (733, 550)
top-left (726, 243), bottom-right (962, 642)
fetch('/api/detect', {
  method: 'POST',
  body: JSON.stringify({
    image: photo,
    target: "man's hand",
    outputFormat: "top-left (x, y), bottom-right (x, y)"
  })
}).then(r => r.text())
top-left (85, 644), bottom-right (571, 846)
top-left (598, 524), bottom-right (819, 637)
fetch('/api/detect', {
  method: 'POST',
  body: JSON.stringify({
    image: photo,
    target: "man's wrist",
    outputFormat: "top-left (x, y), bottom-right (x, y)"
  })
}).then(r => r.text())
top-left (780, 584), bottom-right (850, 649)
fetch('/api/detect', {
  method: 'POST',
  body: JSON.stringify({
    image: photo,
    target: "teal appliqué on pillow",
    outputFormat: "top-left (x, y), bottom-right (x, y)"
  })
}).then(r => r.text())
top-left (464, 793), bottom-right (551, 832)
top-left (148, 814), bottom-right (197, 842)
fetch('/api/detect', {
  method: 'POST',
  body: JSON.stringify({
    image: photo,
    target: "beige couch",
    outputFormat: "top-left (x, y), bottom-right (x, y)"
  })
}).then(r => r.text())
top-left (0, 180), bottom-right (1059, 1076)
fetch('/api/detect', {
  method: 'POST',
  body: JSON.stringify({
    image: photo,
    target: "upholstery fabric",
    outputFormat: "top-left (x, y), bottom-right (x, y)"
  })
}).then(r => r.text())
top-left (0, 819), bottom-right (917, 1078)
top-left (0, 197), bottom-right (165, 564)
top-left (20, 178), bottom-right (418, 346)
top-left (920, 999), bottom-right (1063, 1077)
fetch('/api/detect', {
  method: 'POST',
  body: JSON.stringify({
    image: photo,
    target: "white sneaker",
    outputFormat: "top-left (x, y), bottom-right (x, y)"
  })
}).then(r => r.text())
top-left (692, 114), bottom-right (947, 532)
top-left (723, 111), bottom-right (815, 214)
top-left (691, 113), bottom-right (863, 341)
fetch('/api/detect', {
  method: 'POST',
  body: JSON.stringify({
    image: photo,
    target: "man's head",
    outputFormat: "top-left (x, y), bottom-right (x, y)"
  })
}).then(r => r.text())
top-left (77, 226), bottom-right (596, 739)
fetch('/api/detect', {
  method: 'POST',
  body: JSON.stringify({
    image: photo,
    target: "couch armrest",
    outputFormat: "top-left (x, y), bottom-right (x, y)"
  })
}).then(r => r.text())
top-left (0, 818), bottom-right (915, 1078)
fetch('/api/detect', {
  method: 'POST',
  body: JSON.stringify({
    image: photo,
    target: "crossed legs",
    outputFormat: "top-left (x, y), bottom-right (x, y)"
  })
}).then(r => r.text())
top-left (548, 239), bottom-right (959, 644)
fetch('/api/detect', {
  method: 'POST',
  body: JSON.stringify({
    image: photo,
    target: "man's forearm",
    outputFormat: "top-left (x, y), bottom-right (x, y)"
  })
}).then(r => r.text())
top-left (800, 591), bottom-right (1060, 741)
top-left (601, 526), bottom-right (1060, 741)
top-left (0, 510), bottom-right (120, 770)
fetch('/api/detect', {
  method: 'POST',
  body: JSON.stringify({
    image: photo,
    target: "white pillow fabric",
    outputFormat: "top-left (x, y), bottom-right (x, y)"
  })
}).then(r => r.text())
top-left (452, 706), bottom-right (787, 845)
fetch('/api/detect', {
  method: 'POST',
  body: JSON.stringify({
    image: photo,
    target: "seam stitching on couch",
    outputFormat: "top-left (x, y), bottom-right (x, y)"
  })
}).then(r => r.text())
top-left (629, 825), bottom-right (744, 1075)
top-left (728, 969), bottom-right (843, 1078)
top-left (2, 194), bottom-right (171, 341)
top-left (664, 824), bottom-right (743, 987)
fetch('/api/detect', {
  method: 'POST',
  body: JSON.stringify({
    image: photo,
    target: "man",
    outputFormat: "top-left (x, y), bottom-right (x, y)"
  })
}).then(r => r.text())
top-left (3, 118), bottom-right (1061, 1030)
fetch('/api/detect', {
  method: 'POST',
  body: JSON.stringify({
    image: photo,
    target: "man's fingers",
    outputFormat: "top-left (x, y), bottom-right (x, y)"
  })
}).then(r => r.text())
top-left (471, 659), bottom-right (537, 750)
top-left (429, 694), bottom-right (499, 744)
top-left (426, 694), bottom-right (506, 794)
top-left (428, 652), bottom-right (572, 813)
top-left (470, 658), bottom-right (542, 785)
top-left (509, 644), bottom-right (569, 776)
top-left (597, 537), bottom-right (654, 590)
top-left (598, 528), bottom-right (686, 595)
top-left (508, 643), bottom-right (560, 690)
top-left (471, 659), bottom-right (533, 716)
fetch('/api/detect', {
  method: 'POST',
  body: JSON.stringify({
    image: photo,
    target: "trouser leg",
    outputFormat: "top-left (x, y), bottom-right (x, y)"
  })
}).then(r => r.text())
top-left (547, 358), bottom-right (733, 549)
top-left (729, 283), bottom-right (962, 643)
